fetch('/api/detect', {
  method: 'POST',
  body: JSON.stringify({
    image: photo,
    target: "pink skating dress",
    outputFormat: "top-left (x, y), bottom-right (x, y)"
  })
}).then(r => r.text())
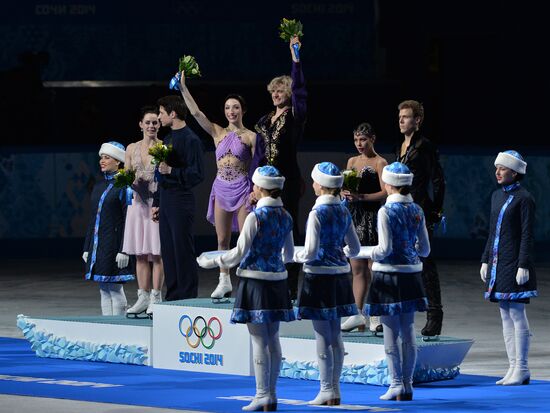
top-left (122, 141), bottom-right (161, 259)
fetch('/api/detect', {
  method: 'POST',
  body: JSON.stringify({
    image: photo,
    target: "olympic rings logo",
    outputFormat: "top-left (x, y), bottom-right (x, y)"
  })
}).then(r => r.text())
top-left (178, 315), bottom-right (223, 350)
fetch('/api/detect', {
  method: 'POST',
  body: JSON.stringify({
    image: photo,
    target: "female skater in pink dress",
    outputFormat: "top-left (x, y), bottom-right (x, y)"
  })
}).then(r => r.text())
top-left (123, 106), bottom-right (164, 317)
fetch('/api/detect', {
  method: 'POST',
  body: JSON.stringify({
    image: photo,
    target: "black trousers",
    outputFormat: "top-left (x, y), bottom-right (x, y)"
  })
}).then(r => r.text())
top-left (159, 188), bottom-right (198, 301)
top-left (420, 227), bottom-right (442, 314)
top-left (281, 177), bottom-right (302, 299)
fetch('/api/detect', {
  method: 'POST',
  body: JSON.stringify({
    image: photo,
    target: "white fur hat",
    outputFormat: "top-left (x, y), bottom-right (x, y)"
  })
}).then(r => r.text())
top-left (382, 162), bottom-right (414, 187)
top-left (99, 141), bottom-right (125, 163)
top-left (252, 166), bottom-right (285, 190)
top-left (311, 162), bottom-right (344, 188)
top-left (494, 150), bottom-right (527, 174)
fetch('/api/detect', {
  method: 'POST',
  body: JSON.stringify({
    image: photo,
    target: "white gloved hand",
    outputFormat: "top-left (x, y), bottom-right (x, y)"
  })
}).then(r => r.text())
top-left (116, 253), bottom-right (129, 269)
top-left (516, 267), bottom-right (529, 285)
top-left (480, 263), bottom-right (488, 283)
top-left (196, 255), bottom-right (218, 269)
top-left (343, 245), bottom-right (352, 258)
top-left (82, 252), bottom-right (88, 263)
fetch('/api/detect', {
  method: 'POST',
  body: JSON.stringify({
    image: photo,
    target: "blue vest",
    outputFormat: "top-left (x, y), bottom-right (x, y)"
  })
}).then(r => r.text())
top-left (240, 206), bottom-right (293, 273)
top-left (379, 202), bottom-right (423, 266)
top-left (306, 204), bottom-right (351, 268)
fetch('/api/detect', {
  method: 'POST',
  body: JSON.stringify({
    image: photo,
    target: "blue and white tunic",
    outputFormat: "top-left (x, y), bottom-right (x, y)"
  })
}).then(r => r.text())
top-left (481, 183), bottom-right (537, 303)
top-left (364, 193), bottom-right (430, 316)
top-left (83, 173), bottom-right (135, 283)
top-left (217, 196), bottom-right (296, 323)
top-left (294, 195), bottom-right (361, 319)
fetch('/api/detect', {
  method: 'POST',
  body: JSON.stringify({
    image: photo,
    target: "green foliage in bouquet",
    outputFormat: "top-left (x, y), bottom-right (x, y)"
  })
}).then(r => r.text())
top-left (278, 18), bottom-right (304, 41)
top-left (178, 55), bottom-right (201, 77)
top-left (113, 169), bottom-right (135, 188)
top-left (148, 143), bottom-right (173, 165)
top-left (342, 169), bottom-right (360, 192)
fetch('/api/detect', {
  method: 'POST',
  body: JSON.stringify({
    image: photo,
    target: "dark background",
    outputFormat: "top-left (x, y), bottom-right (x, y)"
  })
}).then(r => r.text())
top-left (1, 0), bottom-right (548, 153)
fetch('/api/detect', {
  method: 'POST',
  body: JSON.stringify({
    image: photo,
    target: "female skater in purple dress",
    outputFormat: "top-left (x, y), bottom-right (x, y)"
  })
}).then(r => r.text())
top-left (178, 72), bottom-right (262, 300)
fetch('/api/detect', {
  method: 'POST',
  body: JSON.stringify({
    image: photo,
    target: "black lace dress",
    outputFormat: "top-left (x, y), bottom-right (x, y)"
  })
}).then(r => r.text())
top-left (346, 166), bottom-right (381, 246)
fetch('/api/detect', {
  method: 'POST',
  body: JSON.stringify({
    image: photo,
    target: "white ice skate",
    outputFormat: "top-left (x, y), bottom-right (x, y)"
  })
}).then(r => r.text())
top-left (369, 316), bottom-right (383, 337)
top-left (145, 289), bottom-right (162, 319)
top-left (340, 314), bottom-right (367, 333)
top-left (126, 289), bottom-right (150, 319)
top-left (211, 273), bottom-right (232, 304)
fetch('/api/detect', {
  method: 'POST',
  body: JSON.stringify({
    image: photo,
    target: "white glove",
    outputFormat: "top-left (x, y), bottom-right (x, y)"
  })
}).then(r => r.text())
top-left (196, 255), bottom-right (219, 269)
top-left (116, 253), bottom-right (129, 269)
top-left (516, 268), bottom-right (529, 285)
top-left (82, 252), bottom-right (88, 263)
top-left (480, 263), bottom-right (488, 283)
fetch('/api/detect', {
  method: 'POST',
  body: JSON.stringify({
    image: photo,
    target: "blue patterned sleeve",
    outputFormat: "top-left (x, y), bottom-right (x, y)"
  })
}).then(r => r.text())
top-left (518, 193), bottom-right (535, 268)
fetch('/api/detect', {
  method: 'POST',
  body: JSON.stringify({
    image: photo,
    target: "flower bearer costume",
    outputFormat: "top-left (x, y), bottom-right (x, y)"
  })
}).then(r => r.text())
top-left (83, 142), bottom-right (135, 315)
top-left (294, 162), bottom-right (361, 406)
top-left (362, 162), bottom-right (430, 401)
top-left (197, 166), bottom-right (295, 412)
top-left (481, 150), bottom-right (537, 386)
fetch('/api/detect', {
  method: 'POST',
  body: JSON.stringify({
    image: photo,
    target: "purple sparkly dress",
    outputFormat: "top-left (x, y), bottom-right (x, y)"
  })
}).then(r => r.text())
top-left (206, 131), bottom-right (257, 232)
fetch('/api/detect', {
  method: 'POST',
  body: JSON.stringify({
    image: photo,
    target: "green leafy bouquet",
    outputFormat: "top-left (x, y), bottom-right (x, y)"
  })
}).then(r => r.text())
top-left (148, 143), bottom-right (173, 165)
top-left (342, 169), bottom-right (360, 192)
top-left (178, 55), bottom-right (201, 77)
top-left (113, 169), bottom-right (135, 188)
top-left (278, 18), bottom-right (304, 41)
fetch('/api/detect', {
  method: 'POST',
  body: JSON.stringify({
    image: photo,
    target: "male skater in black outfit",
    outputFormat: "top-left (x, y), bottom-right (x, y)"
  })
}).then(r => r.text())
top-left (395, 100), bottom-right (446, 339)
top-left (255, 36), bottom-right (307, 301)
top-left (152, 95), bottom-right (204, 301)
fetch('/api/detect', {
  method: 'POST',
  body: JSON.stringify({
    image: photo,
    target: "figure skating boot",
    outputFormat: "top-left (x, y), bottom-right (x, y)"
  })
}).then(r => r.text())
top-left (126, 289), bottom-right (149, 319)
top-left (146, 289), bottom-right (162, 319)
top-left (211, 273), bottom-right (232, 303)
top-left (421, 310), bottom-right (442, 341)
top-left (340, 314), bottom-right (366, 332)
top-left (369, 316), bottom-right (383, 336)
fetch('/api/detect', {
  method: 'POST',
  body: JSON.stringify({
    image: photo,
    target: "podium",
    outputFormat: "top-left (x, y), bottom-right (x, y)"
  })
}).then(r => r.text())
top-left (19, 298), bottom-right (474, 385)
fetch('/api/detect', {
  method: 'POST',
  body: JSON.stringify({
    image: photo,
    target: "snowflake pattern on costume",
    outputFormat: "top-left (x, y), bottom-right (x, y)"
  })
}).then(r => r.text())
top-left (239, 205), bottom-right (293, 273)
top-left (379, 202), bottom-right (424, 266)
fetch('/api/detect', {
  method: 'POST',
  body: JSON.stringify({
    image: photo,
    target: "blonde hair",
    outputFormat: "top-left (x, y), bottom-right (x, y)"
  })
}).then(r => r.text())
top-left (267, 75), bottom-right (292, 99)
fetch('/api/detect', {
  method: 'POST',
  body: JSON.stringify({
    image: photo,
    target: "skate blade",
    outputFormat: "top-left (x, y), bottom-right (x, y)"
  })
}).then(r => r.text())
top-left (422, 335), bottom-right (440, 342)
top-left (126, 312), bottom-right (149, 319)
top-left (211, 297), bottom-right (231, 304)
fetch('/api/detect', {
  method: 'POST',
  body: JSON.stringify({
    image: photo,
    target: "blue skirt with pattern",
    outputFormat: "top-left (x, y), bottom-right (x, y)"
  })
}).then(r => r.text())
top-left (364, 270), bottom-right (428, 316)
top-left (296, 272), bottom-right (358, 320)
top-left (230, 277), bottom-right (296, 324)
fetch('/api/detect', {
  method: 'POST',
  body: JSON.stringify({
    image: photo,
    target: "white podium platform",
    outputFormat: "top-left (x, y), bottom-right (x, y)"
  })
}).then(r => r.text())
top-left (17, 315), bottom-right (152, 365)
top-left (18, 298), bottom-right (474, 385)
top-left (152, 299), bottom-right (252, 376)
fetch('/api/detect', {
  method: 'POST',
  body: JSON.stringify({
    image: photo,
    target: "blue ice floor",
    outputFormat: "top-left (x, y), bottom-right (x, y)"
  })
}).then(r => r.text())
top-left (1, 337), bottom-right (549, 412)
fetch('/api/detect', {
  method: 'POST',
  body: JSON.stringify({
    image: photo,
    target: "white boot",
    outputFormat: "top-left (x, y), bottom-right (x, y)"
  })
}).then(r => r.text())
top-left (309, 353), bottom-right (337, 406)
top-left (110, 284), bottom-right (127, 315)
top-left (401, 341), bottom-right (417, 400)
top-left (340, 314), bottom-right (366, 332)
top-left (496, 328), bottom-right (515, 385)
top-left (268, 348), bottom-right (282, 407)
top-left (99, 283), bottom-right (113, 316)
top-left (146, 289), bottom-right (162, 317)
top-left (380, 345), bottom-right (404, 401)
top-left (503, 329), bottom-right (531, 385)
top-left (243, 355), bottom-right (275, 411)
top-left (126, 289), bottom-right (150, 318)
top-left (332, 337), bottom-right (345, 405)
top-left (211, 273), bottom-right (232, 302)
